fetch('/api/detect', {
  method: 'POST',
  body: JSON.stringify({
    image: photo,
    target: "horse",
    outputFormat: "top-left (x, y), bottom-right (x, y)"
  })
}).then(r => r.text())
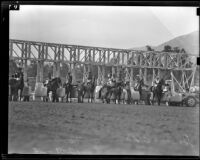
top-left (9, 76), bottom-right (18, 101)
top-left (99, 85), bottom-right (110, 103)
top-left (77, 77), bottom-right (96, 103)
top-left (63, 82), bottom-right (73, 103)
top-left (100, 81), bottom-right (124, 104)
top-left (46, 77), bottom-right (62, 102)
top-left (134, 80), bottom-right (151, 105)
top-left (150, 78), bottom-right (165, 106)
top-left (9, 74), bottom-right (24, 101)
top-left (121, 82), bottom-right (132, 104)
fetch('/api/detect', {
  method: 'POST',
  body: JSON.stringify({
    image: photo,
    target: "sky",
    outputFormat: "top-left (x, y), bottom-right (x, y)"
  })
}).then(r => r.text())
top-left (10, 5), bottom-right (199, 49)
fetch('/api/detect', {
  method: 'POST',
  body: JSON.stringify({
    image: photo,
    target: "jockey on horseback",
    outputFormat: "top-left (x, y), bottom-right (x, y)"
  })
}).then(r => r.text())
top-left (43, 79), bottom-right (49, 87)
top-left (87, 71), bottom-right (92, 85)
top-left (107, 73), bottom-right (112, 86)
top-left (152, 76), bottom-right (160, 88)
top-left (134, 75), bottom-right (145, 91)
top-left (107, 73), bottom-right (116, 87)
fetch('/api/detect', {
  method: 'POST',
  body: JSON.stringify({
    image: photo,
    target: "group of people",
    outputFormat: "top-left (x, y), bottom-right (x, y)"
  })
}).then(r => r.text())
top-left (9, 66), bottom-right (167, 105)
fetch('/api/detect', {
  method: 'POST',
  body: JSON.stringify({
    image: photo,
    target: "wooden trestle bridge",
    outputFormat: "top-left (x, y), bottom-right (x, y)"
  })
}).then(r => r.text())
top-left (9, 39), bottom-right (198, 92)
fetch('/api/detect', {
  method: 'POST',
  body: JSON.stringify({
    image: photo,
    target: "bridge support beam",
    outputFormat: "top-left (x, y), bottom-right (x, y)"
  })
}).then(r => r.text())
top-left (130, 67), bottom-right (134, 86)
top-left (83, 64), bottom-right (87, 83)
top-left (36, 61), bottom-right (44, 83)
top-left (158, 68), bottom-right (161, 79)
top-left (112, 66), bottom-right (115, 76)
top-left (23, 60), bottom-right (28, 83)
top-left (97, 65), bottom-right (101, 85)
top-left (53, 62), bottom-right (61, 78)
top-left (102, 66), bottom-right (105, 83)
top-left (71, 63), bottom-right (76, 84)
top-left (152, 68), bottom-right (156, 85)
top-left (125, 67), bottom-right (129, 82)
top-left (144, 68), bottom-right (147, 84)
top-left (116, 66), bottom-right (120, 82)
top-left (139, 68), bottom-right (142, 78)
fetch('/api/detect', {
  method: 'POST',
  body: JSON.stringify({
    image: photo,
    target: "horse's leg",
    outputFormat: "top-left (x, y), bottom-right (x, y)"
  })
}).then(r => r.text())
top-left (13, 89), bottom-right (17, 101)
top-left (10, 88), bottom-right (13, 101)
top-left (70, 87), bottom-right (72, 103)
top-left (52, 92), bottom-right (56, 102)
top-left (69, 91), bottom-right (72, 103)
top-left (158, 95), bottom-right (161, 106)
top-left (89, 91), bottom-right (91, 103)
top-left (20, 88), bottom-right (23, 101)
top-left (82, 91), bottom-right (84, 103)
top-left (152, 92), bottom-right (155, 105)
top-left (87, 91), bottom-right (90, 103)
top-left (66, 92), bottom-right (68, 103)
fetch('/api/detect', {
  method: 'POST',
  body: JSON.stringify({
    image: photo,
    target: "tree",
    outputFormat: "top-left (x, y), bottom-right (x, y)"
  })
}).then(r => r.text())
top-left (163, 45), bottom-right (172, 52)
top-left (27, 60), bottom-right (37, 77)
top-left (173, 47), bottom-right (180, 53)
top-left (60, 63), bottom-right (69, 78)
top-left (146, 45), bottom-right (154, 51)
top-left (180, 48), bottom-right (186, 53)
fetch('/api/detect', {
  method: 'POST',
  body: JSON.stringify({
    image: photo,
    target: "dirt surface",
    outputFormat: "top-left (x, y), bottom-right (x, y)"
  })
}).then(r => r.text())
top-left (8, 101), bottom-right (199, 155)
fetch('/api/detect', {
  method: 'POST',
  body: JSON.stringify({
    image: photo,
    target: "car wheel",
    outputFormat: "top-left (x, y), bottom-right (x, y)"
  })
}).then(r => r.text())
top-left (186, 96), bottom-right (196, 107)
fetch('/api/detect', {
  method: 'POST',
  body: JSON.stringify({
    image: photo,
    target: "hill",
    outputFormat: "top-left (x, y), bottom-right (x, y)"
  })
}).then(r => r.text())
top-left (130, 30), bottom-right (199, 56)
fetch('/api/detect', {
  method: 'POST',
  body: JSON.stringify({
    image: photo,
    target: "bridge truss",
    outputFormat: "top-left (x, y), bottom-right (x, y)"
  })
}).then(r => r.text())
top-left (9, 39), bottom-right (198, 92)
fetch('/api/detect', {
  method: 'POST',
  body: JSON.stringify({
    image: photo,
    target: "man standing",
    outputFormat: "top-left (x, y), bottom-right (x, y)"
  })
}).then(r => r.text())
top-left (67, 72), bottom-right (73, 85)
top-left (9, 75), bottom-right (17, 101)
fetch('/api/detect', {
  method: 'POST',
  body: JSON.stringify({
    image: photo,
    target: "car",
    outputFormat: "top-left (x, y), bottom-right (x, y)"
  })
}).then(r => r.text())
top-left (165, 80), bottom-right (198, 107)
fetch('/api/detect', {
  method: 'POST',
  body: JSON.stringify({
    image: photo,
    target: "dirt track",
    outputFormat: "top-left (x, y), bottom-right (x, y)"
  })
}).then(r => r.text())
top-left (8, 101), bottom-right (199, 155)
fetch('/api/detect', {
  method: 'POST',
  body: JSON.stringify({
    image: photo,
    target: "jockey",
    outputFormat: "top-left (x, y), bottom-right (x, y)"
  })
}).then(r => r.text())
top-left (107, 73), bottom-right (112, 85)
top-left (43, 79), bottom-right (49, 87)
top-left (14, 72), bottom-right (18, 79)
top-left (111, 73), bottom-right (117, 83)
top-left (138, 75), bottom-right (144, 86)
top-left (87, 71), bottom-right (92, 85)
top-left (153, 76), bottom-right (160, 87)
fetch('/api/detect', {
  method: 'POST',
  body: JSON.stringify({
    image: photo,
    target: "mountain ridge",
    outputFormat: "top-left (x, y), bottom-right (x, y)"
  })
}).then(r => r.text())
top-left (130, 30), bottom-right (199, 56)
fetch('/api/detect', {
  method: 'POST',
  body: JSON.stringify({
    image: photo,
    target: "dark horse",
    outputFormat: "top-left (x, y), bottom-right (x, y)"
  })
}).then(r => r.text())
top-left (150, 78), bottom-right (165, 106)
top-left (46, 77), bottom-right (62, 102)
top-left (9, 74), bottom-right (24, 101)
top-left (63, 82), bottom-right (73, 103)
top-left (77, 77), bottom-right (96, 103)
top-left (134, 79), bottom-right (151, 105)
top-left (100, 81), bottom-right (124, 104)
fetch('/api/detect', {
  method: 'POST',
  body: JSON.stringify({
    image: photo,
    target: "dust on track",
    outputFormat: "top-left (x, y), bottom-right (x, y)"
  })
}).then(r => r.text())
top-left (8, 101), bottom-right (199, 155)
